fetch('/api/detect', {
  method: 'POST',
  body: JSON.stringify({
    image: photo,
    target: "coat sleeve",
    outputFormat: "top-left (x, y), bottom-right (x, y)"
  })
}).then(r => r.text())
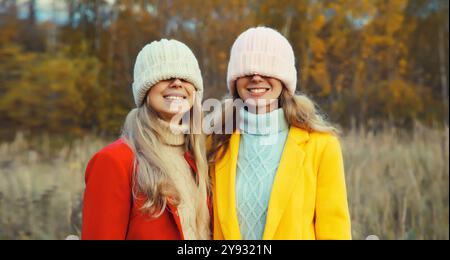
top-left (314, 136), bottom-right (352, 240)
top-left (81, 151), bottom-right (132, 240)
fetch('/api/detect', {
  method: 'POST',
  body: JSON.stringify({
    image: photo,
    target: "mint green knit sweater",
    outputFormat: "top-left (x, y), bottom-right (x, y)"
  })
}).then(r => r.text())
top-left (236, 107), bottom-right (289, 240)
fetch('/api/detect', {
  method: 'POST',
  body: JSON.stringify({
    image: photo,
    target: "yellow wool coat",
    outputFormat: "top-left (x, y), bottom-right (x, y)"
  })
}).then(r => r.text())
top-left (210, 127), bottom-right (352, 240)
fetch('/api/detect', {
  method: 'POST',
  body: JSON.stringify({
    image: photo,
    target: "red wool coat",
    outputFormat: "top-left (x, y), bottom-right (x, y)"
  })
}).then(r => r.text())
top-left (81, 138), bottom-right (206, 240)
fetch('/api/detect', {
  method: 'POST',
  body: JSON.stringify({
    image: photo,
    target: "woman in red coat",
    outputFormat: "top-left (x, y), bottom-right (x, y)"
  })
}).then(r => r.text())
top-left (82, 39), bottom-right (210, 240)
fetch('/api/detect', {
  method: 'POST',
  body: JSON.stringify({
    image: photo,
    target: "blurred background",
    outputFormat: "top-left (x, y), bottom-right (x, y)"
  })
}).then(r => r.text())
top-left (0, 0), bottom-right (448, 240)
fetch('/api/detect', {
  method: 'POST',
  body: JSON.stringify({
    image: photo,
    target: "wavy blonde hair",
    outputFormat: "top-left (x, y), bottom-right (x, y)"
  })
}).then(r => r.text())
top-left (207, 89), bottom-right (340, 163)
top-left (122, 97), bottom-right (210, 238)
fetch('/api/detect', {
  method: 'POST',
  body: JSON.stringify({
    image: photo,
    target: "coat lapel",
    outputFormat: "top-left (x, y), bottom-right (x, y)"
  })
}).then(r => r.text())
top-left (262, 127), bottom-right (309, 240)
top-left (215, 127), bottom-right (309, 240)
top-left (167, 202), bottom-right (185, 240)
top-left (215, 132), bottom-right (242, 239)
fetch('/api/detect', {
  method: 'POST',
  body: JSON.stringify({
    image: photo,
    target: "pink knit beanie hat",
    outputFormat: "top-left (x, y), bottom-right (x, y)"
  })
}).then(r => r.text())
top-left (227, 26), bottom-right (297, 95)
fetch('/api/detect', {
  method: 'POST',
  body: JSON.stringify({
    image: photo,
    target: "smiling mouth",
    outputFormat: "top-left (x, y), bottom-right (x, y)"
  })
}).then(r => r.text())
top-left (247, 87), bottom-right (271, 94)
top-left (163, 95), bottom-right (187, 100)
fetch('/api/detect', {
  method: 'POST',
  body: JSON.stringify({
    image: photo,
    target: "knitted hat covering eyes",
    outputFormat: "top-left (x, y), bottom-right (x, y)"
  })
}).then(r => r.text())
top-left (132, 39), bottom-right (203, 107)
top-left (227, 27), bottom-right (297, 95)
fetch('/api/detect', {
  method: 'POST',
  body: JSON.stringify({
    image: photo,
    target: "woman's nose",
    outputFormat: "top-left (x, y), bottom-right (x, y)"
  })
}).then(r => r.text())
top-left (251, 74), bottom-right (263, 81)
top-left (170, 78), bottom-right (183, 87)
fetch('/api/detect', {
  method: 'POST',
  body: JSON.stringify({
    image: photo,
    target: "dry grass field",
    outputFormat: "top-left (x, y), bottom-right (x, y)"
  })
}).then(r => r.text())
top-left (0, 125), bottom-right (448, 240)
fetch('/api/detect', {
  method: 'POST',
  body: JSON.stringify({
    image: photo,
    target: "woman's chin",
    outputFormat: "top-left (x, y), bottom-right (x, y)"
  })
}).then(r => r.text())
top-left (244, 98), bottom-right (278, 109)
top-left (163, 108), bottom-right (190, 118)
top-left (162, 101), bottom-right (191, 113)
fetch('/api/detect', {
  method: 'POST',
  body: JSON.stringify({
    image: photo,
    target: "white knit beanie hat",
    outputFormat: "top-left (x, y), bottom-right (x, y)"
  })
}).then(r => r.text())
top-left (227, 27), bottom-right (297, 95)
top-left (132, 39), bottom-right (203, 107)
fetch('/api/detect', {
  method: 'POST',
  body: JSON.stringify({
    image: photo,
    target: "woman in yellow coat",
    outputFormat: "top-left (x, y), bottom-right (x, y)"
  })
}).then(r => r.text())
top-left (207, 27), bottom-right (351, 240)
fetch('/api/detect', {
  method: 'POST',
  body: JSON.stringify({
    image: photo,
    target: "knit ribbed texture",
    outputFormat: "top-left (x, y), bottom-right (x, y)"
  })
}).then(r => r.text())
top-left (132, 39), bottom-right (203, 107)
top-left (153, 118), bottom-right (188, 146)
top-left (236, 108), bottom-right (289, 240)
top-left (227, 27), bottom-right (297, 95)
top-left (152, 119), bottom-right (202, 240)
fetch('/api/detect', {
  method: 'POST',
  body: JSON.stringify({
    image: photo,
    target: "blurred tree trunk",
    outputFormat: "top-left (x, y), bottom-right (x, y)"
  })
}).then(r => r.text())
top-left (27, 0), bottom-right (36, 25)
top-left (438, 16), bottom-right (449, 125)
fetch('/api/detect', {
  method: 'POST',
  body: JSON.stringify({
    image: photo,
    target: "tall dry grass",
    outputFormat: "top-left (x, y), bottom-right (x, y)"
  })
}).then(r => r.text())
top-left (0, 125), bottom-right (448, 240)
top-left (343, 124), bottom-right (449, 239)
top-left (0, 133), bottom-right (107, 239)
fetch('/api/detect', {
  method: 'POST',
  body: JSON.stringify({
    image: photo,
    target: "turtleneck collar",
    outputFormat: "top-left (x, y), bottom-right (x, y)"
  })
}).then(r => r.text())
top-left (238, 107), bottom-right (289, 135)
top-left (153, 117), bottom-right (188, 146)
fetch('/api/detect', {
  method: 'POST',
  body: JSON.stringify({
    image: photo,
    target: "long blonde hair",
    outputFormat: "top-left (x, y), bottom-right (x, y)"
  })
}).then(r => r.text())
top-left (122, 98), bottom-right (210, 236)
top-left (208, 89), bottom-right (340, 163)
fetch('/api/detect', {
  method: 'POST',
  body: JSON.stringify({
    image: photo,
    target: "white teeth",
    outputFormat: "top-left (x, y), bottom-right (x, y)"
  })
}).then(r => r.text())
top-left (165, 96), bottom-right (184, 100)
top-left (249, 89), bottom-right (268, 93)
